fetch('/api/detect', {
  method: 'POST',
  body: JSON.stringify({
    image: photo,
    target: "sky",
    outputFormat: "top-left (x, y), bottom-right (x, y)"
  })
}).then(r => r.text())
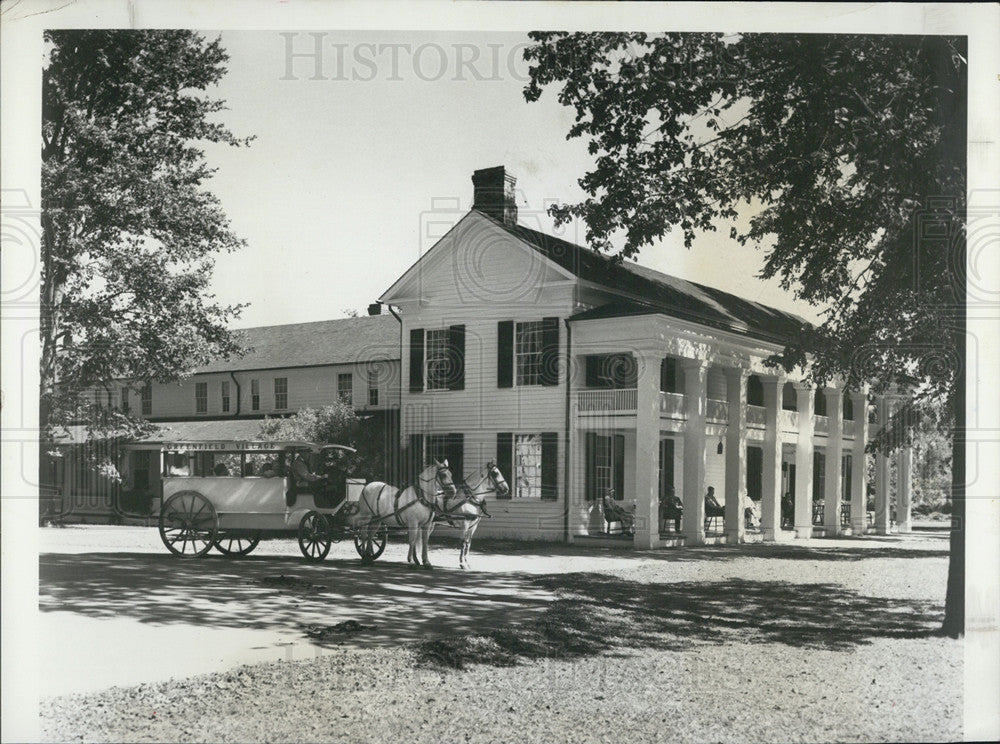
top-left (200, 30), bottom-right (824, 329)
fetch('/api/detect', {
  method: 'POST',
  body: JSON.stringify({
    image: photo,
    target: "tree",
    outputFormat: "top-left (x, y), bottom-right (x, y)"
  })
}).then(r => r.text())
top-left (524, 32), bottom-right (966, 635)
top-left (256, 404), bottom-right (388, 482)
top-left (41, 30), bottom-right (251, 452)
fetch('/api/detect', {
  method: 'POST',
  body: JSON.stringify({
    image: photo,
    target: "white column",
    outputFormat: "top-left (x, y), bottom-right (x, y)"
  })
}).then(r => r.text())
top-left (793, 383), bottom-right (815, 539)
top-left (760, 375), bottom-right (784, 541)
top-left (634, 351), bottom-right (661, 549)
top-left (682, 359), bottom-right (708, 545)
top-left (898, 444), bottom-right (913, 533)
top-left (823, 387), bottom-right (844, 536)
top-left (874, 397), bottom-right (891, 535)
top-left (724, 367), bottom-right (749, 544)
top-left (849, 390), bottom-right (870, 535)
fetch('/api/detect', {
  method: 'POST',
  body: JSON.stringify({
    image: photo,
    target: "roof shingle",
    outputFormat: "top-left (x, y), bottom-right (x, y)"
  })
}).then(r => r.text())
top-left (196, 314), bottom-right (399, 374)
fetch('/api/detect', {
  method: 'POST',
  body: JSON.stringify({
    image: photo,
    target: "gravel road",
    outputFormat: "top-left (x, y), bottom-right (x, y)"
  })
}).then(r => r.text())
top-left (38, 526), bottom-right (961, 743)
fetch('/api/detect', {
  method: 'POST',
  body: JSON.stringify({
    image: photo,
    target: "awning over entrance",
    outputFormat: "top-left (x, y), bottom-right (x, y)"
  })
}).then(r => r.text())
top-left (52, 419), bottom-right (268, 446)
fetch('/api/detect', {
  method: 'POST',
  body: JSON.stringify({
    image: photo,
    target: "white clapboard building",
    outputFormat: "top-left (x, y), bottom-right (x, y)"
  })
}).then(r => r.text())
top-left (379, 166), bottom-right (913, 546)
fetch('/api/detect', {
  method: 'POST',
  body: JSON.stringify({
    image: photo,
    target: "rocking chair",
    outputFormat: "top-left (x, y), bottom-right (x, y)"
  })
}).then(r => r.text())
top-left (602, 490), bottom-right (635, 536)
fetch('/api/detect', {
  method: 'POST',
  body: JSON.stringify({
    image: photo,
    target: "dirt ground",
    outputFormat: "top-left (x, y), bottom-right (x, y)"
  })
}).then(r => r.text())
top-left (36, 525), bottom-right (961, 743)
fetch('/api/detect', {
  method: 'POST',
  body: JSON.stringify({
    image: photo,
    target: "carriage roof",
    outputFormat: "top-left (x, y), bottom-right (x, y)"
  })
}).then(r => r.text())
top-left (122, 439), bottom-right (357, 455)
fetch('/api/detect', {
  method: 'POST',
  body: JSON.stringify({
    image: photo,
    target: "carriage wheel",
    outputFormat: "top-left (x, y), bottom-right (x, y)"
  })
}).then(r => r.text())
top-left (298, 511), bottom-right (332, 562)
top-left (213, 531), bottom-right (262, 557)
top-left (354, 523), bottom-right (388, 563)
top-left (159, 491), bottom-right (219, 558)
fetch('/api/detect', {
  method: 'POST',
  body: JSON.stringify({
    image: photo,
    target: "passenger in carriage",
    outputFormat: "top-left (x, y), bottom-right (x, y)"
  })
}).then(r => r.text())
top-left (290, 451), bottom-right (325, 493)
top-left (260, 460), bottom-right (277, 478)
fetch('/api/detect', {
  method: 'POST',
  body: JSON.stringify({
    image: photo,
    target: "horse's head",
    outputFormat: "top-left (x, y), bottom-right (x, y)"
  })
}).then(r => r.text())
top-left (428, 458), bottom-right (457, 499)
top-left (486, 460), bottom-right (510, 498)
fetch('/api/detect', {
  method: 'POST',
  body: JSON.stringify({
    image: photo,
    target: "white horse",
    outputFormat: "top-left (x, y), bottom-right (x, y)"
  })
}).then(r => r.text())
top-left (436, 461), bottom-right (509, 569)
top-left (355, 460), bottom-right (456, 569)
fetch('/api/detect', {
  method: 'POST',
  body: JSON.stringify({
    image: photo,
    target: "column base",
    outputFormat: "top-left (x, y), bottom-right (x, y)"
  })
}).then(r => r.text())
top-left (684, 530), bottom-right (706, 546)
top-left (634, 532), bottom-right (660, 550)
top-left (725, 529), bottom-right (743, 544)
top-left (794, 525), bottom-right (813, 539)
top-left (850, 521), bottom-right (867, 535)
top-left (763, 528), bottom-right (779, 541)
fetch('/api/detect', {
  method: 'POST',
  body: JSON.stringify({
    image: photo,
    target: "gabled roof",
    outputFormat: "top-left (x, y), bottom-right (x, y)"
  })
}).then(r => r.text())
top-left (195, 314), bottom-right (399, 374)
top-left (483, 213), bottom-right (811, 345)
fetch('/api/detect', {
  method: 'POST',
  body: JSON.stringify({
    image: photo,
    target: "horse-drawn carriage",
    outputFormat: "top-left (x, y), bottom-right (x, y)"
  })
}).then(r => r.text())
top-left (150, 439), bottom-right (508, 569)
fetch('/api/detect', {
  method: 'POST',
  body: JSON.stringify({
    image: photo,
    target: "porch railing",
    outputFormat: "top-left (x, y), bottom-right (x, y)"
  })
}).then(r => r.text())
top-left (747, 405), bottom-right (766, 427)
top-left (659, 391), bottom-right (686, 418)
top-left (706, 398), bottom-right (728, 422)
top-left (576, 388), bottom-right (638, 413)
top-left (779, 409), bottom-right (799, 433)
top-left (814, 415), bottom-right (829, 435)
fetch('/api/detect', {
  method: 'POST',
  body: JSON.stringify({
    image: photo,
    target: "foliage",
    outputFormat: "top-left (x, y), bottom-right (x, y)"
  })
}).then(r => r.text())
top-left (256, 404), bottom-right (388, 481)
top-left (524, 32), bottom-right (966, 635)
top-left (41, 30), bottom-right (252, 451)
top-left (523, 33), bottom-right (965, 426)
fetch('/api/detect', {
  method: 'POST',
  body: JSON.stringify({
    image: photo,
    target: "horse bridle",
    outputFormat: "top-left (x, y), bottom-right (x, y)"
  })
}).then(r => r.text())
top-left (444, 464), bottom-right (505, 518)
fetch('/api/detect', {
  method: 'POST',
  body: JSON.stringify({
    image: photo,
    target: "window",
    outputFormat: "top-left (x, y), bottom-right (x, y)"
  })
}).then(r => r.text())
top-left (251, 379), bottom-right (260, 411)
top-left (814, 388), bottom-right (828, 417)
top-left (121, 387), bottom-right (130, 414)
top-left (338, 373), bottom-right (353, 405)
top-left (141, 383), bottom-right (152, 415)
top-left (409, 325), bottom-right (465, 392)
top-left (515, 321), bottom-right (544, 386)
top-left (585, 432), bottom-right (624, 501)
top-left (274, 377), bottom-right (288, 410)
top-left (368, 369), bottom-right (379, 406)
top-left (221, 381), bottom-right (230, 413)
top-left (585, 354), bottom-right (637, 388)
top-left (425, 329), bottom-right (451, 390)
top-left (195, 382), bottom-right (208, 413)
top-left (782, 382), bottom-right (797, 411)
top-left (427, 433), bottom-right (463, 483)
top-left (498, 431), bottom-right (558, 500)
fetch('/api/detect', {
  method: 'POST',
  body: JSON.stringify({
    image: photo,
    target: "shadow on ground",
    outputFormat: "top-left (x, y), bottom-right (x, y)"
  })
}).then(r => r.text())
top-left (40, 544), bottom-right (946, 671)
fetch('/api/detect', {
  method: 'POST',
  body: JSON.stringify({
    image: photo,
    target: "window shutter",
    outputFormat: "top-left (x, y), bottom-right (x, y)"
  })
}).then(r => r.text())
top-left (409, 329), bottom-right (424, 393)
top-left (541, 432), bottom-right (558, 501)
top-left (585, 355), bottom-right (603, 388)
top-left (585, 432), bottom-right (597, 501)
top-left (496, 433), bottom-right (512, 499)
top-left (613, 434), bottom-right (625, 500)
top-left (408, 433), bottom-right (424, 483)
top-left (497, 321), bottom-right (514, 388)
top-left (540, 317), bottom-right (560, 386)
top-left (447, 433), bottom-right (464, 485)
top-left (448, 325), bottom-right (465, 391)
top-left (660, 358), bottom-right (677, 393)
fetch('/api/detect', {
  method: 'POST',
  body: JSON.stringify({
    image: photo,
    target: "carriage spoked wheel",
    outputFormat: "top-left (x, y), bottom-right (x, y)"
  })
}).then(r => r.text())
top-left (298, 511), bottom-right (333, 562)
top-left (159, 491), bottom-right (219, 558)
top-left (354, 523), bottom-right (388, 563)
top-left (213, 531), bottom-right (262, 557)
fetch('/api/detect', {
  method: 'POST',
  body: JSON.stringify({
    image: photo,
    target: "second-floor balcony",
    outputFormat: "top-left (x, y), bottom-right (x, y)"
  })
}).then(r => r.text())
top-left (575, 389), bottom-right (847, 439)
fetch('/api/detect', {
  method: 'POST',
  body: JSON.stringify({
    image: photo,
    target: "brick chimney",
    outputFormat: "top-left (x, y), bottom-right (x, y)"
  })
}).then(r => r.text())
top-left (472, 166), bottom-right (517, 227)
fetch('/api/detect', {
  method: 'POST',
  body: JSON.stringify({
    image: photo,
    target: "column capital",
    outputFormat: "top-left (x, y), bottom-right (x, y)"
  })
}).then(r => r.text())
top-left (848, 387), bottom-right (870, 404)
top-left (823, 386), bottom-right (844, 401)
top-left (722, 365), bottom-right (751, 382)
top-left (757, 372), bottom-right (785, 386)
top-left (792, 380), bottom-right (814, 392)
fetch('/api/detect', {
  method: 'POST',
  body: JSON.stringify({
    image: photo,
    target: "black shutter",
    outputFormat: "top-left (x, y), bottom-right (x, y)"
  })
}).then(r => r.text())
top-left (613, 434), bottom-right (625, 500)
top-left (408, 433), bottom-right (424, 483)
top-left (448, 325), bottom-right (465, 391)
top-left (496, 433), bottom-right (512, 499)
top-left (541, 432), bottom-right (558, 501)
top-left (585, 355), bottom-right (602, 388)
top-left (409, 328), bottom-right (424, 393)
top-left (497, 321), bottom-right (514, 388)
top-left (660, 358), bottom-right (676, 393)
top-left (540, 317), bottom-right (560, 386)
top-left (659, 438), bottom-right (675, 500)
top-left (585, 432), bottom-right (597, 501)
top-left (447, 433), bottom-right (464, 485)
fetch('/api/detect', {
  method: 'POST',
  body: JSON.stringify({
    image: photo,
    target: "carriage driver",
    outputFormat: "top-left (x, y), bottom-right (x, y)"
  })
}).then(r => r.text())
top-left (290, 450), bottom-right (326, 494)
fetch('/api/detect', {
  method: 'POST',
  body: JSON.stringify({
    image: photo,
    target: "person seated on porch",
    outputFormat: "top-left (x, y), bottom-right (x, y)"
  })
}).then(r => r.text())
top-left (602, 489), bottom-right (635, 536)
top-left (704, 486), bottom-right (725, 529)
top-left (745, 497), bottom-right (762, 529)
top-left (659, 488), bottom-right (683, 532)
